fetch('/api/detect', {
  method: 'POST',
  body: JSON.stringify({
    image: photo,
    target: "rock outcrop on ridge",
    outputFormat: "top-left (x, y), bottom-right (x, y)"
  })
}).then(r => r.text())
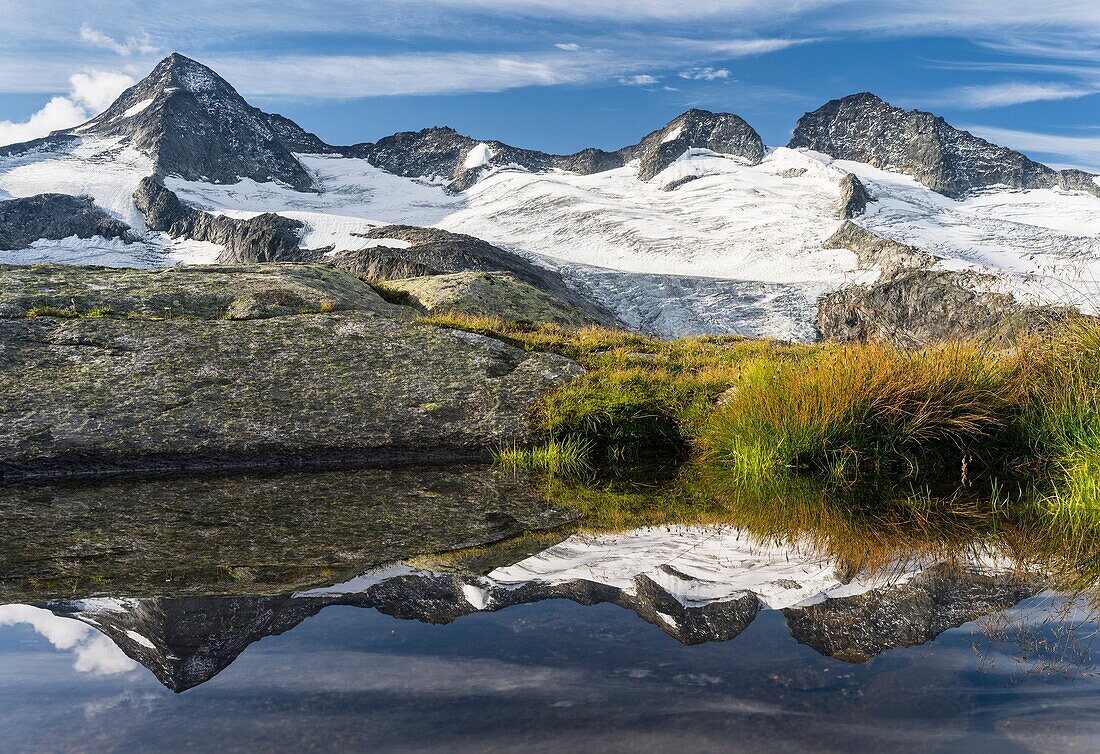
top-left (0, 194), bottom-right (134, 250)
top-left (790, 92), bottom-right (1100, 199)
top-left (134, 175), bottom-right (305, 264)
top-left (376, 271), bottom-right (605, 327)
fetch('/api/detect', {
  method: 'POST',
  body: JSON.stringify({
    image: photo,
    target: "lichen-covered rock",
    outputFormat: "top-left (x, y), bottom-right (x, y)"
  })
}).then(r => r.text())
top-left (0, 194), bottom-right (134, 250)
top-left (818, 267), bottom-right (1069, 347)
top-left (382, 271), bottom-right (601, 327)
top-left (328, 224), bottom-right (618, 326)
top-left (0, 263), bottom-right (391, 320)
top-left (0, 311), bottom-right (582, 481)
top-left (790, 92), bottom-right (1100, 199)
top-left (823, 221), bottom-right (935, 271)
top-left (134, 175), bottom-right (305, 264)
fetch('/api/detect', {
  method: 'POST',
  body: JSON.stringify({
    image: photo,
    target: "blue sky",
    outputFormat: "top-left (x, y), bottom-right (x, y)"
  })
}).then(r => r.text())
top-left (2, 0), bottom-right (1099, 169)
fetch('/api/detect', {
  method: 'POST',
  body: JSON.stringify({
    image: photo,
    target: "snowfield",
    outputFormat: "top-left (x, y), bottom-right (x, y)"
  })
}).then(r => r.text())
top-left (3, 136), bottom-right (1099, 338)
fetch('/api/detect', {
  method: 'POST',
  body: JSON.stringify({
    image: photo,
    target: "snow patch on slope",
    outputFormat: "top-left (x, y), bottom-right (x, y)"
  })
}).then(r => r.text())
top-left (464, 143), bottom-right (494, 170)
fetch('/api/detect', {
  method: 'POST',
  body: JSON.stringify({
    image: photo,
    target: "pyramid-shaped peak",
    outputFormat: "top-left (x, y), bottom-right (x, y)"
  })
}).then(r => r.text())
top-left (144, 52), bottom-right (235, 96)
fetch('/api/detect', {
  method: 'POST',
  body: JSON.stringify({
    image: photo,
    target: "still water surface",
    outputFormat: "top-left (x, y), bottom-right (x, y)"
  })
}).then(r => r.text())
top-left (1, 465), bottom-right (1098, 753)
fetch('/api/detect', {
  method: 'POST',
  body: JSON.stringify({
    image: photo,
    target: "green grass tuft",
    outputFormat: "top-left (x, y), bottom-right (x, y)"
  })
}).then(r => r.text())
top-left (492, 437), bottom-right (594, 476)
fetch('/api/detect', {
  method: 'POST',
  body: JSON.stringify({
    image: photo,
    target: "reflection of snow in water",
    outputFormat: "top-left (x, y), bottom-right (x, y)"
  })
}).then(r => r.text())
top-left (0, 604), bottom-right (136, 675)
top-left (302, 525), bottom-right (975, 611)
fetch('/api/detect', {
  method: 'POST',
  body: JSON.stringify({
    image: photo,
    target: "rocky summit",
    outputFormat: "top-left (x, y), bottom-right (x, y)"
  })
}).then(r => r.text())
top-left (789, 92), bottom-right (1100, 199)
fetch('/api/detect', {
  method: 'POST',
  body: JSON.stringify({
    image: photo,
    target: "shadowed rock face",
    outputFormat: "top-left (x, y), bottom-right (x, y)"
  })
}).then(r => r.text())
top-left (817, 266), bottom-right (1070, 347)
top-left (783, 565), bottom-right (1040, 663)
top-left (67, 53), bottom-right (322, 191)
top-left (0, 194), bottom-right (134, 250)
top-left (790, 92), bottom-right (1100, 199)
top-left (328, 224), bottom-right (619, 326)
top-left (836, 174), bottom-right (872, 219)
top-left (134, 175), bottom-right (305, 264)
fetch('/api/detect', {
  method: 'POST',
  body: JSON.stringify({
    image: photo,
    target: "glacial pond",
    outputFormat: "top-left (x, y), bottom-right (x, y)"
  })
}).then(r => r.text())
top-left (2, 463), bottom-right (1100, 752)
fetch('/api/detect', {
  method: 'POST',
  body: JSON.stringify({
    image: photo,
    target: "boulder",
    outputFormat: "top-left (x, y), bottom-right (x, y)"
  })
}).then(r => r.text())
top-left (0, 265), bottom-right (582, 481)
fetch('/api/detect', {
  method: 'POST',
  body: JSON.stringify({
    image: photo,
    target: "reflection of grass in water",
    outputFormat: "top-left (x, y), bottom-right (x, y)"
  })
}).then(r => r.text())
top-left (534, 462), bottom-right (1100, 593)
top-left (492, 437), bottom-right (594, 476)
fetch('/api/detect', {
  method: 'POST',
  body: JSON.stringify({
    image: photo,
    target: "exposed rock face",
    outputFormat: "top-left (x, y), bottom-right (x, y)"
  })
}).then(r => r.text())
top-left (0, 194), bottom-right (134, 250)
top-left (818, 266), bottom-right (1068, 347)
top-left (328, 224), bottom-right (618, 326)
top-left (134, 175), bottom-right (305, 263)
top-left (0, 263), bottom-right (394, 320)
top-left (346, 109), bottom-right (763, 189)
top-left (783, 565), bottom-right (1038, 663)
top-left (64, 54), bottom-right (320, 190)
top-left (378, 271), bottom-right (603, 327)
top-left (790, 92), bottom-right (1100, 198)
top-left (823, 221), bottom-right (935, 271)
top-left (0, 265), bottom-right (582, 481)
top-left (836, 174), bottom-right (872, 219)
top-left (632, 109), bottom-right (765, 181)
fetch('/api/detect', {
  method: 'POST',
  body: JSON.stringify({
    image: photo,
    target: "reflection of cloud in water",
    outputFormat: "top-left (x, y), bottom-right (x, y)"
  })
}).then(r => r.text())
top-left (0, 605), bottom-right (136, 676)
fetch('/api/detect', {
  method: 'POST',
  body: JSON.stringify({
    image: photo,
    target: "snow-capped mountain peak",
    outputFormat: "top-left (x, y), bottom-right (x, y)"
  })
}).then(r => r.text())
top-left (56, 53), bottom-right (324, 191)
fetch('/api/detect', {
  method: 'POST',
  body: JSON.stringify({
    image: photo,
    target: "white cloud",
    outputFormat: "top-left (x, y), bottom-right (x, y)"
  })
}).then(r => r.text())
top-left (0, 69), bottom-right (133, 147)
top-left (0, 605), bottom-right (137, 676)
top-left (618, 74), bottom-right (660, 86)
top-left (680, 67), bottom-right (731, 81)
top-left (964, 125), bottom-right (1100, 172)
top-left (934, 82), bottom-right (1095, 109)
top-left (555, 43), bottom-right (581, 51)
top-left (80, 24), bottom-right (157, 56)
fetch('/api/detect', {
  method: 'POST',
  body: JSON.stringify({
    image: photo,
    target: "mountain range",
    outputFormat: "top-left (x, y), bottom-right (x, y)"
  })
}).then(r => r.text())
top-left (20, 527), bottom-right (1037, 692)
top-left (1, 52), bottom-right (1098, 340)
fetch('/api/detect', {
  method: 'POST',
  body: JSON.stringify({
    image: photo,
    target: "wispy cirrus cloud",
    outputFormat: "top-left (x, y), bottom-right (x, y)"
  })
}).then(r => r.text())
top-left (79, 24), bottom-right (157, 57)
top-left (618, 74), bottom-right (660, 86)
top-left (680, 67), bottom-right (731, 81)
top-left (933, 81), bottom-right (1097, 109)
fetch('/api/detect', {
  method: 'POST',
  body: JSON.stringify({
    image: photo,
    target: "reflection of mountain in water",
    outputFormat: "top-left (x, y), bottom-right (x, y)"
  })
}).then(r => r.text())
top-left (31, 527), bottom-right (1038, 692)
